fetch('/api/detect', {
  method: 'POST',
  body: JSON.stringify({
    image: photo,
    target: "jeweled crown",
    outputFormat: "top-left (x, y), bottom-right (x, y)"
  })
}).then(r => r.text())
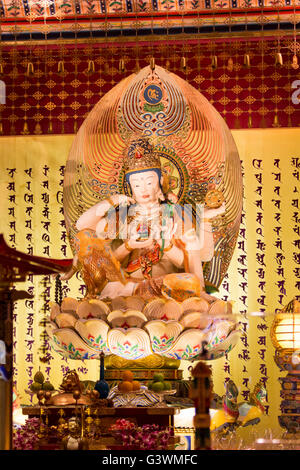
top-left (123, 137), bottom-right (161, 174)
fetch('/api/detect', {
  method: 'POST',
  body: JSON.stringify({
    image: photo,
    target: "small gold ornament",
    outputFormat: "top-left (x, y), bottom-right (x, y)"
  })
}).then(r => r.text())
top-left (150, 57), bottom-right (155, 70)
top-left (119, 58), bottom-right (125, 72)
top-left (37, 390), bottom-right (45, 404)
top-left (180, 56), bottom-right (186, 70)
top-left (248, 114), bottom-right (252, 128)
top-left (273, 113), bottom-right (280, 127)
top-left (292, 54), bottom-right (299, 70)
top-left (244, 54), bottom-right (250, 68)
top-left (58, 60), bottom-right (65, 74)
top-left (21, 121), bottom-right (30, 135)
top-left (205, 190), bottom-right (225, 209)
top-left (211, 55), bottom-right (218, 69)
top-left (73, 389), bottom-right (81, 401)
top-left (227, 57), bottom-right (234, 72)
top-left (87, 60), bottom-right (95, 74)
top-left (34, 122), bottom-right (42, 135)
top-left (275, 52), bottom-right (283, 66)
top-left (26, 62), bottom-right (34, 77)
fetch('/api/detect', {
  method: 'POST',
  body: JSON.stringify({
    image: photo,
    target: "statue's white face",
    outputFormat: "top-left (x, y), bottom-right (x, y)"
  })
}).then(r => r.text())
top-left (129, 170), bottom-right (161, 207)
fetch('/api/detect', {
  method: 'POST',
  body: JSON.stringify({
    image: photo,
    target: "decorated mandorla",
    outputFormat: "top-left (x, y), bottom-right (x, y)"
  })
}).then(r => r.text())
top-left (47, 65), bottom-right (243, 362)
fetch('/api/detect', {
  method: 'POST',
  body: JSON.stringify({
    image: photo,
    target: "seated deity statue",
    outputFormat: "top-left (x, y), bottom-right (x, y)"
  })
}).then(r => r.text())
top-left (62, 137), bottom-right (225, 301)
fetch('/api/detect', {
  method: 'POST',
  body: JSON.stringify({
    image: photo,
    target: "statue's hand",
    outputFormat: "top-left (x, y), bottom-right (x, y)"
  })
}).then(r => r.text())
top-left (204, 202), bottom-right (226, 219)
top-left (126, 238), bottom-right (155, 250)
top-left (110, 194), bottom-right (135, 207)
top-left (94, 195), bottom-right (135, 218)
top-left (180, 229), bottom-right (202, 251)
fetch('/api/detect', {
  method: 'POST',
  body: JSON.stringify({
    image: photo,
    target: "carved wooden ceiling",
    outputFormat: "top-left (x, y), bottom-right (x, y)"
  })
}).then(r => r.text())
top-left (0, 0), bottom-right (299, 42)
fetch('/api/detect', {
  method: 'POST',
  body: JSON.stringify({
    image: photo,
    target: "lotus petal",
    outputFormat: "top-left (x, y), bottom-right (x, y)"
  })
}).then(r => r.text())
top-left (107, 328), bottom-right (152, 360)
top-left (45, 320), bottom-right (58, 338)
top-left (180, 312), bottom-right (212, 330)
top-left (205, 319), bottom-right (235, 348)
top-left (107, 309), bottom-right (124, 322)
top-left (181, 297), bottom-right (209, 315)
top-left (111, 296), bottom-right (127, 311)
top-left (143, 298), bottom-right (183, 321)
top-left (54, 312), bottom-right (77, 329)
top-left (205, 329), bottom-right (241, 360)
top-left (61, 297), bottom-right (79, 313)
top-left (107, 309), bottom-right (147, 329)
top-left (74, 318), bottom-right (109, 353)
top-left (145, 320), bottom-right (183, 354)
top-left (110, 296), bottom-right (145, 312)
top-left (77, 299), bottom-right (109, 320)
top-left (50, 301), bottom-right (61, 321)
top-left (52, 328), bottom-right (100, 360)
top-left (163, 329), bottom-right (206, 360)
top-left (208, 299), bottom-right (233, 316)
top-left (89, 299), bottom-right (111, 315)
top-left (125, 296), bottom-right (145, 312)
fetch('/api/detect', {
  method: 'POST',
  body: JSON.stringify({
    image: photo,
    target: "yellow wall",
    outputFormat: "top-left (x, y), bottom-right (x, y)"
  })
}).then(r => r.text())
top-left (1, 129), bottom-right (299, 440)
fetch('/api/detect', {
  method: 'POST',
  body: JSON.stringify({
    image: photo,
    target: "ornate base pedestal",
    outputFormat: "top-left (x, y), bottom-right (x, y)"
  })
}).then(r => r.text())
top-left (104, 354), bottom-right (185, 394)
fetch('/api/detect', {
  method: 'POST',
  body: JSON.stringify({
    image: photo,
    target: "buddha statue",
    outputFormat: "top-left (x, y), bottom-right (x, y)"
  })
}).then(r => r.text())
top-left (62, 136), bottom-right (225, 304)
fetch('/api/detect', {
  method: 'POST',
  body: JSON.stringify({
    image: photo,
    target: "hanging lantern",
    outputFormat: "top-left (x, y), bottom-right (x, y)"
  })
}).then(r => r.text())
top-left (119, 58), bottom-right (125, 73)
top-left (26, 62), bottom-right (34, 77)
top-left (275, 52), bottom-right (283, 66)
top-left (150, 57), bottom-right (155, 70)
top-left (271, 313), bottom-right (300, 351)
top-left (88, 60), bottom-right (95, 74)
top-left (243, 54), bottom-right (250, 68)
top-left (180, 56), bottom-right (186, 70)
top-left (58, 60), bottom-right (65, 74)
top-left (211, 55), bottom-right (218, 69)
top-left (292, 54), bottom-right (299, 70)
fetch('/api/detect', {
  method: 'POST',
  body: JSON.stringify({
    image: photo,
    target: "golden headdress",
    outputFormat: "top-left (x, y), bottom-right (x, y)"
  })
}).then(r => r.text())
top-left (123, 136), bottom-right (161, 175)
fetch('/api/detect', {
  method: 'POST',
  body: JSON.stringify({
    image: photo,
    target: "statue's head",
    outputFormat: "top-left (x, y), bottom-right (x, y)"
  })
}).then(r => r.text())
top-left (123, 136), bottom-right (164, 205)
top-left (68, 417), bottom-right (80, 433)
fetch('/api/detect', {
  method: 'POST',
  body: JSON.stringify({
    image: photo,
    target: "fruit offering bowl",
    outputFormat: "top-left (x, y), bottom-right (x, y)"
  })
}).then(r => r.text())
top-left (46, 294), bottom-right (240, 362)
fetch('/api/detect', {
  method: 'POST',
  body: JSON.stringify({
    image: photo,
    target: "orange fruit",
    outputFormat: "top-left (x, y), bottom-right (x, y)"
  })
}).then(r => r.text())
top-left (121, 370), bottom-right (134, 382)
top-left (132, 380), bottom-right (141, 391)
top-left (119, 381), bottom-right (134, 392)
